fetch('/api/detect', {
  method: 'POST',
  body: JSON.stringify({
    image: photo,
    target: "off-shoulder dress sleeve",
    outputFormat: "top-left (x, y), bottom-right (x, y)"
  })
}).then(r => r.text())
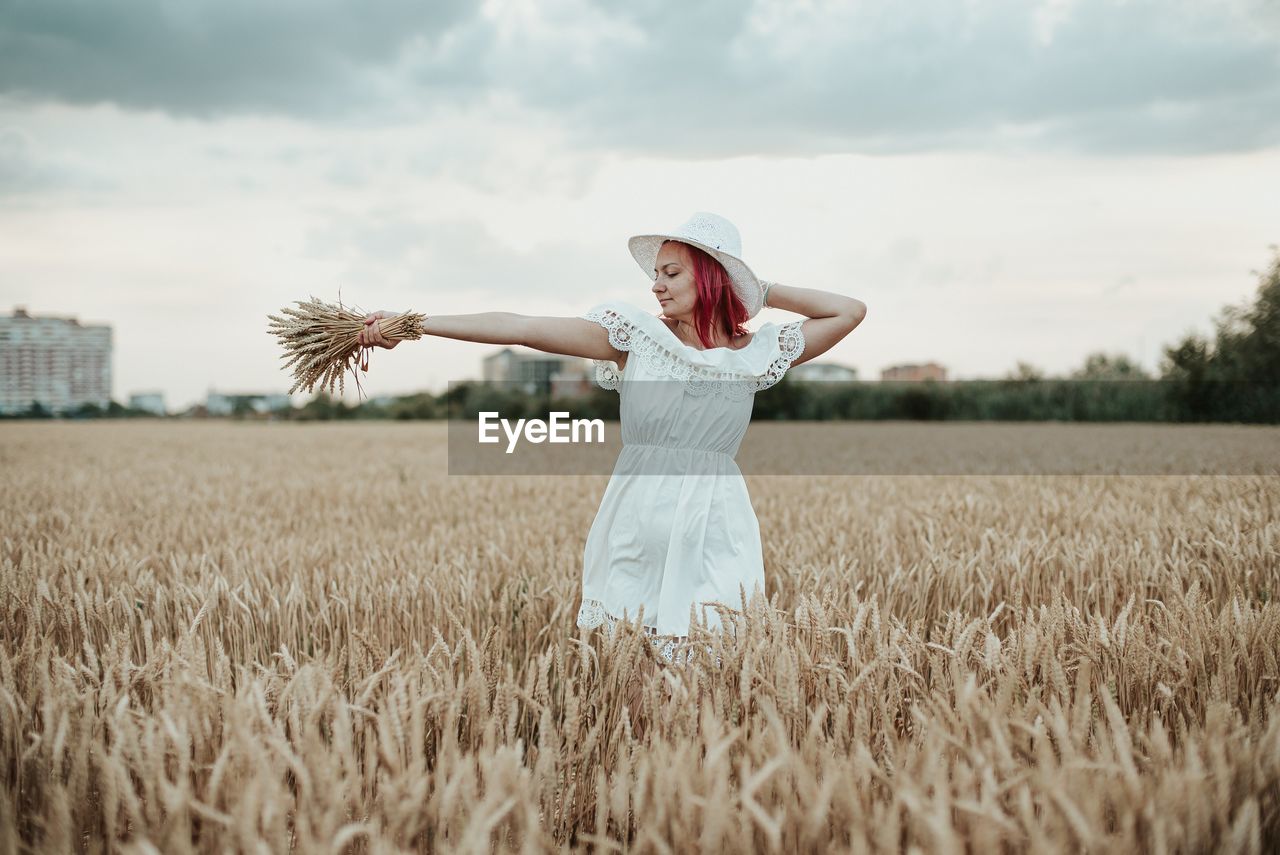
top-left (756, 319), bottom-right (806, 391)
top-left (579, 300), bottom-right (806, 397)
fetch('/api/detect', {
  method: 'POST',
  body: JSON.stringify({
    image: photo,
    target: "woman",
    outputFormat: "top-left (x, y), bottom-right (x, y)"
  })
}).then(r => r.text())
top-left (359, 211), bottom-right (867, 665)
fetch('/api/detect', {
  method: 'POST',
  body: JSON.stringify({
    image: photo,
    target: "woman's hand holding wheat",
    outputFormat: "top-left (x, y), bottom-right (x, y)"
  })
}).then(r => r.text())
top-left (267, 297), bottom-right (427, 397)
top-left (359, 311), bottom-right (402, 349)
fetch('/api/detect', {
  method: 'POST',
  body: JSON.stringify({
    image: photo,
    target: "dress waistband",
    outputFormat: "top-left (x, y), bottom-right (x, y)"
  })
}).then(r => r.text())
top-left (623, 442), bottom-right (734, 458)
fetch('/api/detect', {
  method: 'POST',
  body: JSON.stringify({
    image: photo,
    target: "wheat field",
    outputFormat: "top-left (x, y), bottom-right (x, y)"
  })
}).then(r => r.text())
top-left (1, 421), bottom-right (1278, 853)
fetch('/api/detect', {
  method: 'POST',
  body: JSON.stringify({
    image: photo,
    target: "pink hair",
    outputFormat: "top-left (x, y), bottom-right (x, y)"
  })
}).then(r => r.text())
top-left (668, 241), bottom-right (749, 349)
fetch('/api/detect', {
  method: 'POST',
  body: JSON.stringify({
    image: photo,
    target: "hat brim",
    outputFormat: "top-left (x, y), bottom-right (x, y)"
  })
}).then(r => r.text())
top-left (628, 234), bottom-right (763, 319)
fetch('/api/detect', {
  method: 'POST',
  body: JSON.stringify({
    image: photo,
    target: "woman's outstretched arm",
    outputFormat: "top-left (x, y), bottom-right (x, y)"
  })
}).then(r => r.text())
top-left (360, 310), bottom-right (627, 366)
top-left (761, 282), bottom-right (867, 367)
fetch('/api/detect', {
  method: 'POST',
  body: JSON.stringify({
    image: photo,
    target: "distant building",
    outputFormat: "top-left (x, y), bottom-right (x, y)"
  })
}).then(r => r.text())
top-left (789, 362), bottom-right (859, 383)
top-left (128, 391), bottom-right (166, 416)
top-left (0, 306), bottom-right (112, 415)
top-left (482, 347), bottom-right (591, 395)
top-left (881, 362), bottom-right (947, 382)
top-left (206, 390), bottom-right (292, 416)
top-left (549, 365), bottom-right (594, 398)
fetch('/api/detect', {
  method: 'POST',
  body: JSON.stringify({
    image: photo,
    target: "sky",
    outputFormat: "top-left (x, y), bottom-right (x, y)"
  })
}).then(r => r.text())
top-left (2, 0), bottom-right (1279, 411)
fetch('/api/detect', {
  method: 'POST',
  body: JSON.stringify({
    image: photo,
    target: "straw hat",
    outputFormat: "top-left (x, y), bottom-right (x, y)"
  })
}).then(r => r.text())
top-left (627, 211), bottom-right (764, 318)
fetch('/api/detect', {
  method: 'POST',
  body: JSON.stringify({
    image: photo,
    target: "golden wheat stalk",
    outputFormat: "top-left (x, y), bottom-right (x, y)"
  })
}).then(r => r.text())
top-left (266, 296), bottom-right (428, 398)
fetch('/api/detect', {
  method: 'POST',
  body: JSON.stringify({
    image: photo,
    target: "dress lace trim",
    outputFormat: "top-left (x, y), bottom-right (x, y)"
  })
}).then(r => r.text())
top-left (580, 303), bottom-right (806, 400)
top-left (576, 597), bottom-right (719, 667)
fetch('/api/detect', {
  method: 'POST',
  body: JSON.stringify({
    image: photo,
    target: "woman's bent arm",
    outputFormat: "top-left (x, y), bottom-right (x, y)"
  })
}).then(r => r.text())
top-left (763, 283), bottom-right (867, 367)
top-left (765, 282), bottom-right (865, 323)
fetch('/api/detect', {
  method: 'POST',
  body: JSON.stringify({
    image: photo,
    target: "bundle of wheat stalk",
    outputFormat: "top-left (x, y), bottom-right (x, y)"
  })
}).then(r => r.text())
top-left (267, 296), bottom-right (428, 397)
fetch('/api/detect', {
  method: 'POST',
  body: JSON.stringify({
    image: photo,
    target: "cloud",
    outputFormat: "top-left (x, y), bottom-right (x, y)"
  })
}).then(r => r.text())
top-left (0, 0), bottom-right (483, 120)
top-left (517, 0), bottom-right (1280, 157)
top-left (0, 126), bottom-right (116, 197)
top-left (300, 208), bottom-right (621, 305)
top-left (0, 0), bottom-right (1277, 156)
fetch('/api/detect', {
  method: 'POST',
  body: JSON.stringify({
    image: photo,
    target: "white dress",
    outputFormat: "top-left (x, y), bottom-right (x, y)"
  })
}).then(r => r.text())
top-left (574, 300), bottom-right (807, 663)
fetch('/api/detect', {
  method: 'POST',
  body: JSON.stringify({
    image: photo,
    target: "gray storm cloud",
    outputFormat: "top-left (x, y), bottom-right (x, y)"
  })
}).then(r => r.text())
top-left (0, 0), bottom-right (480, 119)
top-left (0, 0), bottom-right (1277, 155)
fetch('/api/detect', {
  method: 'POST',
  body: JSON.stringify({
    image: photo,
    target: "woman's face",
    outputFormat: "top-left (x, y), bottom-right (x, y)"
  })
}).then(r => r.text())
top-left (651, 241), bottom-right (697, 319)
